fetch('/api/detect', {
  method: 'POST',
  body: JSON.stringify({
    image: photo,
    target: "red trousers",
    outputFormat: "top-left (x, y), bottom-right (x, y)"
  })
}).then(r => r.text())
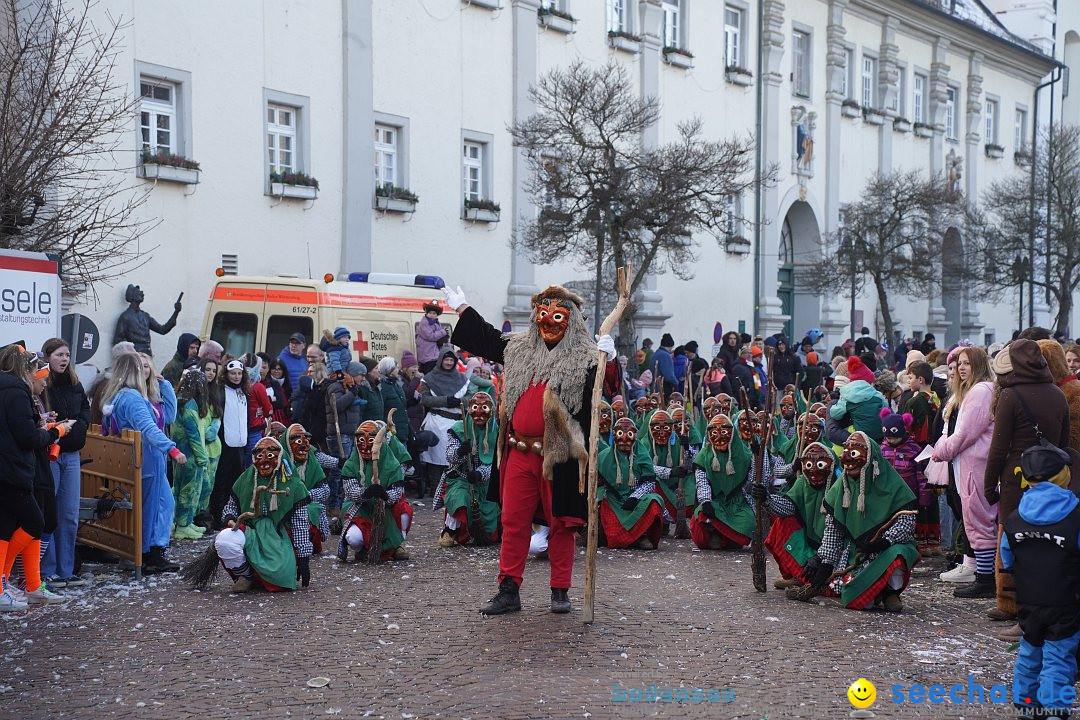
top-left (498, 447), bottom-right (577, 589)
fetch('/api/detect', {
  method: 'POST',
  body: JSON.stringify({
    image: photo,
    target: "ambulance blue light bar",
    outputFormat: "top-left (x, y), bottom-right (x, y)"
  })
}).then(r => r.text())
top-left (346, 273), bottom-right (445, 289)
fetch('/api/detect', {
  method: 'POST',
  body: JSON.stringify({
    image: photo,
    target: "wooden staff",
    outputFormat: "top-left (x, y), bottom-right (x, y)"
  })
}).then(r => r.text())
top-left (583, 265), bottom-right (631, 625)
top-left (365, 410), bottom-right (394, 566)
top-left (750, 347), bottom-right (776, 592)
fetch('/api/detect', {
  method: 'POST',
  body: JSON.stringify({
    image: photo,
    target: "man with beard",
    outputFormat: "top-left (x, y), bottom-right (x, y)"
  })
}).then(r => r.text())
top-left (690, 414), bottom-right (754, 550)
top-left (212, 436), bottom-right (312, 592)
top-left (434, 391), bottom-right (501, 547)
top-left (443, 284), bottom-right (614, 615)
top-left (759, 442), bottom-right (842, 590)
top-left (597, 418), bottom-right (666, 550)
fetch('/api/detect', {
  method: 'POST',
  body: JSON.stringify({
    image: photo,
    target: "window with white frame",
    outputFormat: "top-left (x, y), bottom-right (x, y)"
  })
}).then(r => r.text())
top-left (861, 55), bottom-right (876, 109)
top-left (985, 99), bottom-right (998, 144)
top-left (913, 73), bottom-right (926, 123)
top-left (608, 0), bottom-right (628, 33)
top-left (1015, 107), bottom-right (1028, 151)
top-left (945, 87), bottom-right (958, 141)
top-left (723, 194), bottom-right (741, 238)
top-left (792, 30), bottom-right (811, 98)
top-left (724, 6), bottom-right (741, 68)
top-left (374, 125), bottom-right (397, 189)
top-left (139, 79), bottom-right (176, 155)
top-left (891, 67), bottom-right (905, 114)
top-left (840, 47), bottom-right (854, 99)
top-left (463, 142), bottom-right (484, 202)
top-left (662, 0), bottom-right (681, 49)
top-left (267, 104), bottom-right (297, 174)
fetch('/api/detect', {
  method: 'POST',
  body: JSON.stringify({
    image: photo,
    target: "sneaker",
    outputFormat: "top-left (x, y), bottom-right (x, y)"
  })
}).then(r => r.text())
top-left (174, 524), bottom-right (206, 540)
top-left (58, 576), bottom-right (88, 588)
top-left (25, 584), bottom-right (64, 604)
top-left (46, 576), bottom-right (68, 589)
top-left (953, 574), bottom-right (996, 598)
top-left (939, 564), bottom-right (976, 583)
top-left (0, 589), bottom-right (27, 611)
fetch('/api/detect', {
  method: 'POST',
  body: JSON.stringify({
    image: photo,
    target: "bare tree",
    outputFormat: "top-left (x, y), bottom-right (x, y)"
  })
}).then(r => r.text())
top-left (801, 170), bottom-right (976, 345)
top-left (509, 60), bottom-right (771, 349)
top-left (0, 0), bottom-right (156, 297)
top-left (980, 124), bottom-right (1080, 334)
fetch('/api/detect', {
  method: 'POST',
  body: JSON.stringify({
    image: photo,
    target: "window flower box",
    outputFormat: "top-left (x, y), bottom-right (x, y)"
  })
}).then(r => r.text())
top-left (1014, 150), bottom-right (1032, 166)
top-left (138, 151), bottom-right (201, 185)
top-left (913, 122), bottom-right (934, 139)
top-left (270, 171), bottom-right (319, 200)
top-left (725, 66), bottom-right (753, 87)
top-left (462, 0), bottom-right (500, 9)
top-left (862, 108), bottom-right (885, 125)
top-left (608, 30), bottom-right (641, 53)
top-left (537, 7), bottom-right (575, 34)
top-left (985, 143), bottom-right (1005, 159)
top-left (663, 46), bottom-right (694, 69)
top-left (463, 198), bottom-right (500, 223)
top-left (725, 235), bottom-right (751, 255)
top-left (374, 185), bottom-right (418, 213)
top-left (841, 100), bottom-right (861, 119)
top-left (893, 118), bottom-right (912, 133)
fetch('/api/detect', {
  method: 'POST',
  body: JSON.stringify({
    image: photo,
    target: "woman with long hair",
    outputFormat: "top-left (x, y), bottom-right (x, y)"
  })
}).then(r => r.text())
top-left (40, 338), bottom-right (91, 587)
top-left (0, 345), bottom-right (71, 609)
top-left (171, 368), bottom-right (212, 539)
top-left (137, 352), bottom-right (177, 432)
top-left (195, 357), bottom-right (223, 530)
top-left (932, 347), bottom-right (998, 600)
top-left (240, 352), bottom-right (273, 465)
top-left (102, 353), bottom-right (187, 574)
top-left (209, 359), bottom-right (251, 528)
top-left (266, 358), bottom-right (292, 423)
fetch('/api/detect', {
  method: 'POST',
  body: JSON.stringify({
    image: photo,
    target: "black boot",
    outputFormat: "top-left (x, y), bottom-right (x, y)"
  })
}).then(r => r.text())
top-left (142, 547), bottom-right (180, 574)
top-left (954, 572), bottom-right (995, 598)
top-left (550, 587), bottom-right (571, 614)
top-left (479, 577), bottom-right (521, 615)
top-left (192, 511), bottom-right (213, 530)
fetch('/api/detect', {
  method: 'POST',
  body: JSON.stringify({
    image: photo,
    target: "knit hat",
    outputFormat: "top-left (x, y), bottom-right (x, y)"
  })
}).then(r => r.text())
top-left (334, 327), bottom-right (351, 340)
top-left (807, 328), bottom-right (823, 343)
top-left (1020, 442), bottom-right (1072, 487)
top-left (358, 355), bottom-right (377, 373)
top-left (660, 333), bottom-right (675, 348)
top-left (905, 349), bottom-right (925, 368)
top-left (400, 349), bottom-right (418, 369)
top-left (873, 369), bottom-right (898, 397)
top-left (806, 351), bottom-right (818, 365)
top-left (880, 407), bottom-right (912, 441)
top-left (684, 340), bottom-right (699, 354)
top-left (847, 356), bottom-right (875, 384)
top-left (992, 344), bottom-right (1013, 375)
top-left (638, 369), bottom-right (653, 387)
top-left (346, 361), bottom-right (365, 377)
top-left (751, 345), bottom-right (763, 357)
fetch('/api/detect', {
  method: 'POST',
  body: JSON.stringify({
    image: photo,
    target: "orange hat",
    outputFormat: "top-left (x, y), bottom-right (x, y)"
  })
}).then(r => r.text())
top-left (34, 367), bottom-right (49, 381)
top-left (751, 346), bottom-right (763, 357)
top-left (806, 351), bottom-right (819, 365)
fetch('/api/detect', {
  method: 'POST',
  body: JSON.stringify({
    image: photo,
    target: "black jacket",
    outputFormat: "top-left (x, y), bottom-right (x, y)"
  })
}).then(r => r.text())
top-left (45, 374), bottom-right (91, 453)
top-left (728, 361), bottom-right (760, 410)
top-left (771, 351), bottom-right (802, 389)
top-left (0, 373), bottom-right (59, 492)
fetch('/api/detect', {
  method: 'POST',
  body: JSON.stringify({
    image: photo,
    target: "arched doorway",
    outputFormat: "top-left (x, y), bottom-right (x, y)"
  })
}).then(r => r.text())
top-left (778, 220), bottom-right (794, 340)
top-left (943, 228), bottom-right (963, 346)
top-left (780, 200), bottom-right (822, 343)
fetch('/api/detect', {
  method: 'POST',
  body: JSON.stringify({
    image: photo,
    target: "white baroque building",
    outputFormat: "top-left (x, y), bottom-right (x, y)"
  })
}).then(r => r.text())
top-left (53, 0), bottom-right (1079, 361)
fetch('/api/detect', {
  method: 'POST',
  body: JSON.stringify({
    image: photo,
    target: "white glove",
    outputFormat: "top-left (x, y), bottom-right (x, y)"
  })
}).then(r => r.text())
top-left (596, 334), bottom-right (616, 358)
top-left (442, 285), bottom-right (467, 311)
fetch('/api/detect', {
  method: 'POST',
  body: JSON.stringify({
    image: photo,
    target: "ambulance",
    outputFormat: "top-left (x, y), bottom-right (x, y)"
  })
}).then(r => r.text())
top-left (199, 272), bottom-right (453, 362)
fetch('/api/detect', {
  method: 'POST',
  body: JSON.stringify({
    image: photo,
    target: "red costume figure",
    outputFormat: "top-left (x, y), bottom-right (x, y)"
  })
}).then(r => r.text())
top-left (444, 284), bottom-right (613, 615)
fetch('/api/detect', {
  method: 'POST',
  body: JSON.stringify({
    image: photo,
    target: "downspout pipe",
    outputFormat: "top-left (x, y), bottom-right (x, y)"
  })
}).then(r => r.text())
top-left (752, 0), bottom-right (764, 334)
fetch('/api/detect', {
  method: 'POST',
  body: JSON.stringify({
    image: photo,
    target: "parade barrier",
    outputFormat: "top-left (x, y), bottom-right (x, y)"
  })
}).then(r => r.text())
top-left (77, 426), bottom-right (144, 579)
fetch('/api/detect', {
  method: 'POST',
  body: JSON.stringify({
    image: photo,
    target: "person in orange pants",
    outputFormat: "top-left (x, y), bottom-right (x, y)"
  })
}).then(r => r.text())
top-left (444, 284), bottom-right (614, 615)
top-left (0, 345), bottom-right (71, 609)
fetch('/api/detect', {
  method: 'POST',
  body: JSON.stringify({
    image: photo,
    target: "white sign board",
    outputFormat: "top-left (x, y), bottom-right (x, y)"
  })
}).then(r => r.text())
top-left (0, 250), bottom-right (61, 351)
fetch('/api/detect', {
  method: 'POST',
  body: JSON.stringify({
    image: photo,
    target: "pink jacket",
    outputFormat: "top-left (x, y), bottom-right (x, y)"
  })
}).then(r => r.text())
top-left (931, 381), bottom-right (997, 548)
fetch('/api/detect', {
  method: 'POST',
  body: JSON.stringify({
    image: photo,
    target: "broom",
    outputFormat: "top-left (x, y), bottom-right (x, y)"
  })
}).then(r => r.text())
top-left (365, 410), bottom-right (394, 565)
top-left (182, 510), bottom-right (255, 590)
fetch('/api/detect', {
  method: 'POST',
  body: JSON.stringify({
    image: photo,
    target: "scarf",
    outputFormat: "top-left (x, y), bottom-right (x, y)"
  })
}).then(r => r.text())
top-left (422, 348), bottom-right (468, 397)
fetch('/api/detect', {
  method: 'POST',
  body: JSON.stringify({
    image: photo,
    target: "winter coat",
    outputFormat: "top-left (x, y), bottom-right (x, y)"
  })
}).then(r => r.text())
top-left (652, 347), bottom-right (676, 386)
top-left (104, 388), bottom-right (176, 483)
top-left (985, 339), bottom-right (1071, 520)
top-left (162, 332), bottom-right (199, 387)
top-left (358, 378), bottom-right (385, 423)
top-left (800, 362), bottom-right (831, 395)
top-left (324, 379), bottom-right (364, 441)
top-left (247, 381), bottom-right (273, 431)
top-left (380, 376), bottom-right (411, 441)
top-left (403, 374), bottom-right (424, 434)
top-left (1057, 378), bottom-right (1080, 453)
top-left (829, 380), bottom-right (886, 442)
top-left (415, 316), bottom-right (448, 365)
top-left (771, 350), bottom-right (802, 389)
top-left (277, 346), bottom-right (309, 394)
top-left (673, 353), bottom-right (688, 384)
top-left (716, 334), bottom-right (741, 375)
top-left (638, 347), bottom-right (654, 376)
top-left (932, 381), bottom-right (998, 549)
top-left (0, 372), bottom-right (59, 492)
top-left (729, 361), bottom-right (759, 409)
top-left (45, 372), bottom-right (91, 453)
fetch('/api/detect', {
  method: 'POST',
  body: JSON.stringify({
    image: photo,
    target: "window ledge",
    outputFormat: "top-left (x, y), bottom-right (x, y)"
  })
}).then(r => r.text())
top-left (375, 196), bottom-right (417, 213)
top-left (841, 103), bottom-right (861, 119)
top-left (663, 50), bottom-right (694, 69)
top-left (725, 69), bottom-right (753, 87)
top-left (462, 0), bottom-right (501, 9)
top-left (913, 124), bottom-right (934, 139)
top-left (538, 13), bottom-right (575, 34)
top-left (138, 163), bottom-right (200, 185)
top-left (985, 144), bottom-right (1005, 159)
top-left (862, 109), bottom-right (885, 126)
top-left (893, 118), bottom-right (912, 133)
top-left (609, 34), bottom-right (641, 54)
top-left (1014, 150), bottom-right (1032, 166)
top-left (270, 182), bottom-right (318, 200)
top-left (463, 207), bottom-right (500, 223)
top-left (725, 236), bottom-right (751, 255)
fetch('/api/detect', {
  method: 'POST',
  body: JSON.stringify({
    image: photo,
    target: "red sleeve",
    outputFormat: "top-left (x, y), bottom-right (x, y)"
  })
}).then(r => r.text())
top-left (603, 359), bottom-right (620, 399)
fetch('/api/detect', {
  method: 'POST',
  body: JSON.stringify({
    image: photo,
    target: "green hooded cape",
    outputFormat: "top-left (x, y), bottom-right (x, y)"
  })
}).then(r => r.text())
top-left (691, 430), bottom-right (754, 537)
top-left (340, 434), bottom-right (412, 553)
top-left (596, 444), bottom-right (663, 531)
top-left (230, 463), bottom-right (310, 590)
top-left (443, 420), bottom-right (500, 536)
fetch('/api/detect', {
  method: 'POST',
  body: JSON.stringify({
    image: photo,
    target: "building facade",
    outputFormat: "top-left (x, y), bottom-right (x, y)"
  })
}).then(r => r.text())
top-left (61, 0), bottom-right (1059, 363)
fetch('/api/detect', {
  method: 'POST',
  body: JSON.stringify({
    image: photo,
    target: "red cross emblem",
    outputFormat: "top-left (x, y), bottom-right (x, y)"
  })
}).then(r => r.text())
top-left (353, 331), bottom-right (369, 354)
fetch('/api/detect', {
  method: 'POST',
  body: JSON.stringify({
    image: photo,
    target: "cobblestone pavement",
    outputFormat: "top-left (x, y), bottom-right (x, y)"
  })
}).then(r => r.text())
top-left (0, 507), bottom-right (1036, 719)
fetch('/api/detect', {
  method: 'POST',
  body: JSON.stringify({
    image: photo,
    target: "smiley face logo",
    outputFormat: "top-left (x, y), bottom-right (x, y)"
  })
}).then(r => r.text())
top-left (847, 678), bottom-right (876, 709)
